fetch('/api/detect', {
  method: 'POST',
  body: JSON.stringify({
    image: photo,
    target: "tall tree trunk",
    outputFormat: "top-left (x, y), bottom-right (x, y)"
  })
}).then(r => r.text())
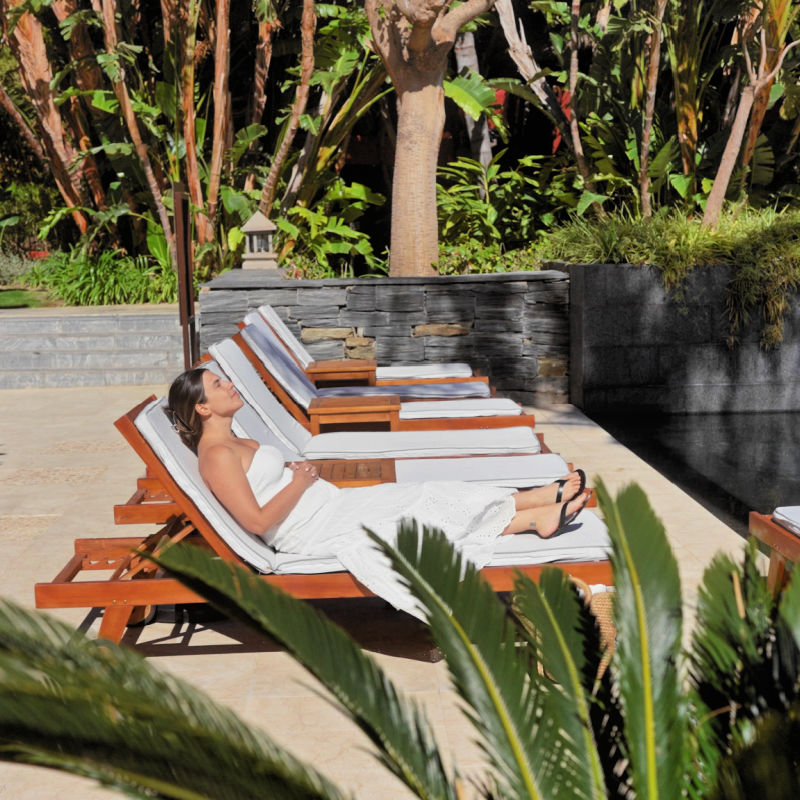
top-left (703, 85), bottom-right (755, 227)
top-left (281, 89), bottom-right (329, 214)
top-left (179, 0), bottom-right (213, 243)
top-left (741, 0), bottom-right (793, 167)
top-left (639, 0), bottom-right (667, 218)
top-left (99, 0), bottom-right (175, 264)
top-left (568, 0), bottom-right (597, 197)
top-left (391, 74), bottom-right (447, 274)
top-left (366, 0), bottom-right (496, 276)
top-left (4, 0), bottom-right (89, 233)
top-left (0, 81), bottom-right (45, 162)
top-left (206, 0), bottom-right (230, 226)
top-left (259, 0), bottom-right (316, 216)
top-left (244, 19), bottom-right (277, 193)
top-left (703, 35), bottom-right (800, 227)
top-left (454, 31), bottom-right (492, 169)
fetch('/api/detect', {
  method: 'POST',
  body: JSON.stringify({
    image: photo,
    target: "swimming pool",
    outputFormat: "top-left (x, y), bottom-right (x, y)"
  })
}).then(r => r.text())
top-left (589, 411), bottom-right (799, 538)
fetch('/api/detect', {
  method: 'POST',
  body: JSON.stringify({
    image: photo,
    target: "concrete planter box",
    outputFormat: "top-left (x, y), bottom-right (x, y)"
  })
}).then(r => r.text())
top-left (567, 263), bottom-right (800, 413)
top-left (198, 270), bottom-right (570, 405)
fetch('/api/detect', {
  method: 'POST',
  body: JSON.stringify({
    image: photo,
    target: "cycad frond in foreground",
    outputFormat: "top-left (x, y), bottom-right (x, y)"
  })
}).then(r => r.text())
top-left (2, 483), bottom-right (800, 799)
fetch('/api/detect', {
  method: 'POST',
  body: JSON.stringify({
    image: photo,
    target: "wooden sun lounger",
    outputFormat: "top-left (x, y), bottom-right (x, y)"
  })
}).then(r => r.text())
top-left (749, 511), bottom-right (800, 593)
top-left (224, 333), bottom-right (537, 433)
top-left (241, 313), bottom-right (490, 388)
top-left (34, 399), bottom-right (608, 644)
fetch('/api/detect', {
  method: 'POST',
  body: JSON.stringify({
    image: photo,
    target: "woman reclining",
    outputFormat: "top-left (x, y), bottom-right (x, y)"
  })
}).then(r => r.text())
top-left (167, 368), bottom-right (591, 611)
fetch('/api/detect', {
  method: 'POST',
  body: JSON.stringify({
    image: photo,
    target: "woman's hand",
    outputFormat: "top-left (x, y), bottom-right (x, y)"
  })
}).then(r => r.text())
top-left (289, 461), bottom-right (319, 489)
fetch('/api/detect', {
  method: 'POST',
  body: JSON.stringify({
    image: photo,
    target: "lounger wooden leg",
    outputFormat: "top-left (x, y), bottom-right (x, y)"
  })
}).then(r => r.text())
top-left (767, 551), bottom-right (788, 596)
top-left (98, 605), bottom-right (135, 643)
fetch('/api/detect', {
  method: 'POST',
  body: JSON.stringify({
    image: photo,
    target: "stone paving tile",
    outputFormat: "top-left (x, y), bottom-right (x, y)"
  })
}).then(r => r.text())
top-left (0, 386), bottom-right (754, 799)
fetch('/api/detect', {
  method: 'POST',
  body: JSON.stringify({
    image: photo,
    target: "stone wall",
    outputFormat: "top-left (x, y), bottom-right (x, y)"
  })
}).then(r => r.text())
top-left (568, 263), bottom-right (800, 413)
top-left (198, 270), bottom-right (570, 404)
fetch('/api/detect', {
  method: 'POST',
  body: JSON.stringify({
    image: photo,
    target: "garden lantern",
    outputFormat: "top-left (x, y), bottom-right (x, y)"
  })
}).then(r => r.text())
top-left (241, 211), bottom-right (280, 271)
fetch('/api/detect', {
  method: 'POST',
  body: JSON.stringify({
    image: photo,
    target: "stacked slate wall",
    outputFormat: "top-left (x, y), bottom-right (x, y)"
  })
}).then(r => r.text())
top-left (198, 270), bottom-right (570, 405)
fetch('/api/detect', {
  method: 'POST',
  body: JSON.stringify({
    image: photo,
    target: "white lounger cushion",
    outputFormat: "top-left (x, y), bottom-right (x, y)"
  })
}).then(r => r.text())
top-left (134, 397), bottom-right (608, 576)
top-left (258, 304), bottom-right (475, 379)
top-left (395, 453), bottom-right (569, 487)
top-left (242, 320), bottom-right (491, 400)
top-left (376, 363), bottom-right (474, 380)
top-left (210, 339), bottom-right (541, 457)
top-left (774, 507), bottom-right (800, 537)
top-left (302, 427), bottom-right (540, 460)
top-left (398, 399), bottom-right (521, 419)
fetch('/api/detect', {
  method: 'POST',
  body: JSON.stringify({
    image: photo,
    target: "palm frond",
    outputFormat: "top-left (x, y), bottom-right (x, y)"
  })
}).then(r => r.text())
top-left (595, 478), bottom-right (687, 800)
top-left (512, 568), bottom-right (607, 800)
top-left (154, 545), bottom-right (455, 800)
top-left (0, 598), bottom-right (348, 800)
top-left (370, 521), bottom-right (593, 800)
top-left (691, 541), bottom-right (800, 755)
top-left (778, 558), bottom-right (800, 650)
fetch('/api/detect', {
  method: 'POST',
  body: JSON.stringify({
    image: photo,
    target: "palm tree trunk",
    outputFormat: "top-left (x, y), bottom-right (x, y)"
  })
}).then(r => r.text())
top-left (244, 19), bottom-right (276, 193)
top-left (4, 0), bottom-right (89, 233)
top-left (206, 0), bottom-right (231, 226)
top-left (179, 0), bottom-right (213, 244)
top-left (568, 0), bottom-right (597, 197)
top-left (100, 0), bottom-right (175, 264)
top-left (639, 0), bottom-right (667, 218)
top-left (259, 0), bottom-right (315, 217)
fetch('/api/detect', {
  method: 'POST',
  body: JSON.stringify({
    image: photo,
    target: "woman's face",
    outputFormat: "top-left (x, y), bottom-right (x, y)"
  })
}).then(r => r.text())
top-left (198, 370), bottom-right (243, 418)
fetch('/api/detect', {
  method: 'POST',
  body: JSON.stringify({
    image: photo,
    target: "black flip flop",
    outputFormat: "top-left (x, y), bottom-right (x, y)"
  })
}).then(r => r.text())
top-left (554, 468), bottom-right (587, 503)
top-left (530, 491), bottom-right (591, 538)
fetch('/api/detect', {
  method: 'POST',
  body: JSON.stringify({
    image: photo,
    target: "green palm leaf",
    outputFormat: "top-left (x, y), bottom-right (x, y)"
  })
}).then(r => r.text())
top-left (596, 478), bottom-right (687, 800)
top-left (369, 522), bottom-right (591, 800)
top-left (0, 599), bottom-right (348, 800)
top-left (513, 568), bottom-right (607, 800)
top-left (154, 545), bottom-right (456, 800)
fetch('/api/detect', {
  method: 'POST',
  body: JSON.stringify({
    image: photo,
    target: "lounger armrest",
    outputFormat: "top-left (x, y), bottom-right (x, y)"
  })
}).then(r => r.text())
top-left (308, 395), bottom-right (401, 434)
top-left (306, 359), bottom-right (377, 386)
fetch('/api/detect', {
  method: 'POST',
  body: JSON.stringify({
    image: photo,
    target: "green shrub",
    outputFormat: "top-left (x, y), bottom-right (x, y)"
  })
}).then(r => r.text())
top-left (26, 248), bottom-right (178, 305)
top-left (0, 251), bottom-right (40, 285)
top-left (435, 240), bottom-right (540, 275)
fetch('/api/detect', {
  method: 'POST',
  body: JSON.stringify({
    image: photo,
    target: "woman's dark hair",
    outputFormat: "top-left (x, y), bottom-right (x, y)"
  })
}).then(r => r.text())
top-left (166, 367), bottom-right (208, 452)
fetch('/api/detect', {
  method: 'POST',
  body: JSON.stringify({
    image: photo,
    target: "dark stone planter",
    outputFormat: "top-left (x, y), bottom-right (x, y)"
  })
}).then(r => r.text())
top-left (567, 263), bottom-right (800, 413)
top-left (198, 270), bottom-right (570, 405)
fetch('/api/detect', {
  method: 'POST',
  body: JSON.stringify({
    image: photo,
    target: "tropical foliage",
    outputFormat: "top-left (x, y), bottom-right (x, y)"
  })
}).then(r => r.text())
top-left (1, 483), bottom-right (800, 798)
top-left (2, 0), bottom-right (800, 279)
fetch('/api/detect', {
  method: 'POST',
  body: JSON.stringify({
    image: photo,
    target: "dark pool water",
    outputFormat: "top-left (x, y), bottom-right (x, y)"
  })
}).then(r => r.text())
top-left (589, 411), bottom-right (800, 538)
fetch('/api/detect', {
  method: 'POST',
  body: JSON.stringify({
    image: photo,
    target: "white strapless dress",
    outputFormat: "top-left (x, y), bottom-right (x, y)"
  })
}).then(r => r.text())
top-left (246, 445), bottom-right (517, 615)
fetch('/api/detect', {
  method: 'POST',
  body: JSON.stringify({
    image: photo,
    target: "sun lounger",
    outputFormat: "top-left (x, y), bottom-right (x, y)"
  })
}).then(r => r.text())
top-left (241, 312), bottom-right (492, 397)
top-left (221, 329), bottom-right (535, 433)
top-left (206, 342), bottom-right (544, 453)
top-left (34, 395), bottom-right (613, 643)
top-left (257, 304), bottom-right (477, 383)
top-left (749, 507), bottom-right (800, 592)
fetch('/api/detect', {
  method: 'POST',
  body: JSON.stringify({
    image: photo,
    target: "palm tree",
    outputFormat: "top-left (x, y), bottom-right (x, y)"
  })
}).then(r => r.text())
top-left (1, 482), bottom-right (800, 799)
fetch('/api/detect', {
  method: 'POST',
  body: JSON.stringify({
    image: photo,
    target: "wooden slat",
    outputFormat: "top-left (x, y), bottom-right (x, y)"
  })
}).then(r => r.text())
top-left (113, 488), bottom-right (180, 524)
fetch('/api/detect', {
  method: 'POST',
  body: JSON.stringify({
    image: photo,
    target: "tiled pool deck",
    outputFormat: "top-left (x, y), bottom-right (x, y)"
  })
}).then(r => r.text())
top-left (0, 385), bottom-right (753, 799)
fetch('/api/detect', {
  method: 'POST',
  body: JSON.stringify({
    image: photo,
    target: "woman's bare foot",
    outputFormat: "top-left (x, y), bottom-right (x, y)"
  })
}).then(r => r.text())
top-left (503, 490), bottom-right (592, 538)
top-left (515, 470), bottom-right (586, 510)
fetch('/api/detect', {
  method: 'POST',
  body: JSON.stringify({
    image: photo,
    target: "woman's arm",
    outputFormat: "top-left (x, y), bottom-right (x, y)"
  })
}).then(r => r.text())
top-left (199, 445), bottom-right (317, 535)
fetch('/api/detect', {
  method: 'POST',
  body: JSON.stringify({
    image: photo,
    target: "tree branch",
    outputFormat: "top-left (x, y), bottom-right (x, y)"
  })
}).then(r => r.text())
top-left (435, 0), bottom-right (495, 43)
